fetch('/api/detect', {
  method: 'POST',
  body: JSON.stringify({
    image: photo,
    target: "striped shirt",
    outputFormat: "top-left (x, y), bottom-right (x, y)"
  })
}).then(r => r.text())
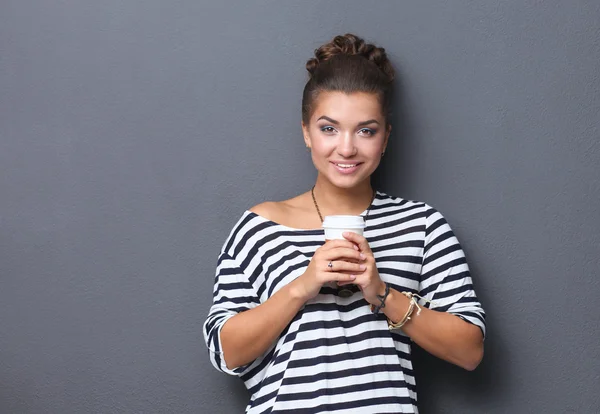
top-left (203, 192), bottom-right (486, 413)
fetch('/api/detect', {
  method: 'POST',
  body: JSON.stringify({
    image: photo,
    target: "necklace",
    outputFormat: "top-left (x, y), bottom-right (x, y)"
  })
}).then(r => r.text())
top-left (310, 185), bottom-right (376, 224)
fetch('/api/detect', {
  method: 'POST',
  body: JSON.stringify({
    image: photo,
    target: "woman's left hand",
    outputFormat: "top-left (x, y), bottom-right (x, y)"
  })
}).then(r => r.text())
top-left (339, 231), bottom-right (386, 306)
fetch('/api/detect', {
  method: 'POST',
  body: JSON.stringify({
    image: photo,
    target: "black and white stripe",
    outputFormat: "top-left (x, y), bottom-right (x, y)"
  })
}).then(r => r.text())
top-left (203, 192), bottom-right (486, 413)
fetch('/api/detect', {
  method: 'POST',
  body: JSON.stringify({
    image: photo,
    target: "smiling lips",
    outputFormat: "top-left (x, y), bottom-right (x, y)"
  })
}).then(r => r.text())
top-left (331, 161), bottom-right (362, 174)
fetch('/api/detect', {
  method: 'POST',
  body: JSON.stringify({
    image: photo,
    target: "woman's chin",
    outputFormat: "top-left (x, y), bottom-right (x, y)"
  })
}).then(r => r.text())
top-left (322, 174), bottom-right (370, 190)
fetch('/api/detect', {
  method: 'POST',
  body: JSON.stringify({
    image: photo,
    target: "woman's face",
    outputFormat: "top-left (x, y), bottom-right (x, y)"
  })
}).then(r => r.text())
top-left (302, 91), bottom-right (390, 190)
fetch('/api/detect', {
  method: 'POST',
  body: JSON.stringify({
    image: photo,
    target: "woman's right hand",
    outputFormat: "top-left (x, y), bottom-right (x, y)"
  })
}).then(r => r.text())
top-left (292, 239), bottom-right (367, 301)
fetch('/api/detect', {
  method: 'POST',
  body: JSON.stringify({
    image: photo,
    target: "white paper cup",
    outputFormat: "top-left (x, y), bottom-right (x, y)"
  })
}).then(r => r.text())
top-left (322, 216), bottom-right (365, 297)
top-left (322, 215), bottom-right (366, 240)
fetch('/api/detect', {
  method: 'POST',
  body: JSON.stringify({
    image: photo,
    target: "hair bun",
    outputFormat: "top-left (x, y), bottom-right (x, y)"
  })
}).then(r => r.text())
top-left (306, 33), bottom-right (394, 82)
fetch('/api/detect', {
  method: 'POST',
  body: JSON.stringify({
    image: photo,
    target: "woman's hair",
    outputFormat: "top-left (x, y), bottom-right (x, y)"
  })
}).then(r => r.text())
top-left (302, 33), bottom-right (395, 125)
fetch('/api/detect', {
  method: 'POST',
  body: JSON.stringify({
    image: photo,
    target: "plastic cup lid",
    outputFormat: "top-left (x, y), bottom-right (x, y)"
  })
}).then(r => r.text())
top-left (322, 215), bottom-right (366, 229)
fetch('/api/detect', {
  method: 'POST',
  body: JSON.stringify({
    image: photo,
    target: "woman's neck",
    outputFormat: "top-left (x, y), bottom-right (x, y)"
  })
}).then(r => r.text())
top-left (311, 176), bottom-right (374, 217)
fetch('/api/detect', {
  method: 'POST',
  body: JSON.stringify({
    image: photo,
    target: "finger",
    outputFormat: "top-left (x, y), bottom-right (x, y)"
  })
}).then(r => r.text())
top-left (326, 260), bottom-right (366, 274)
top-left (342, 232), bottom-right (372, 254)
top-left (327, 272), bottom-right (357, 283)
top-left (325, 247), bottom-right (365, 262)
top-left (322, 239), bottom-right (359, 251)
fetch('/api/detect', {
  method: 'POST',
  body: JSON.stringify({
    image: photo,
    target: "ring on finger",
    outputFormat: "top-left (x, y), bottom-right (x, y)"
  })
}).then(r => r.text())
top-left (327, 261), bottom-right (333, 270)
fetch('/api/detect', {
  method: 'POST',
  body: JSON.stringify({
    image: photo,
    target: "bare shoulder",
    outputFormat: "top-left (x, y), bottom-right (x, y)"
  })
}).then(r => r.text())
top-left (249, 201), bottom-right (284, 221)
top-left (249, 192), bottom-right (316, 228)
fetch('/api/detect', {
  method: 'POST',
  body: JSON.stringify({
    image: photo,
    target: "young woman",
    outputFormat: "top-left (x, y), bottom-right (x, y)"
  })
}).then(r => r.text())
top-left (204, 33), bottom-right (485, 413)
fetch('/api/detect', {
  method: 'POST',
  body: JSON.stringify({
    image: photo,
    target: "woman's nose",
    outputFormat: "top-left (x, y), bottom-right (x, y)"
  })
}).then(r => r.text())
top-left (337, 133), bottom-right (357, 158)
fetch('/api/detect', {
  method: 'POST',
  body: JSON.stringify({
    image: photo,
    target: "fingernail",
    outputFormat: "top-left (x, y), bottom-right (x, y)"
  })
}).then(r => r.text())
top-left (360, 253), bottom-right (366, 259)
top-left (354, 245), bottom-right (359, 250)
top-left (359, 264), bottom-right (366, 270)
top-left (350, 275), bottom-right (356, 280)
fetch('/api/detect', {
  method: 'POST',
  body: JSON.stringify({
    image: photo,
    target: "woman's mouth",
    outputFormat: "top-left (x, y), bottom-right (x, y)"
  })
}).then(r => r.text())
top-left (331, 162), bottom-right (362, 174)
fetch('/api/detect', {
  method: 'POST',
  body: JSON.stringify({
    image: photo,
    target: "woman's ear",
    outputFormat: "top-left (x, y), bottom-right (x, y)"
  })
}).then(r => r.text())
top-left (302, 122), bottom-right (311, 148)
top-left (383, 123), bottom-right (392, 153)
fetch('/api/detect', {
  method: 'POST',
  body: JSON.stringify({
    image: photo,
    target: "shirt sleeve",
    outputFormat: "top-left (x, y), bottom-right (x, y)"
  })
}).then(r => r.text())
top-left (203, 251), bottom-right (261, 375)
top-left (418, 206), bottom-right (487, 338)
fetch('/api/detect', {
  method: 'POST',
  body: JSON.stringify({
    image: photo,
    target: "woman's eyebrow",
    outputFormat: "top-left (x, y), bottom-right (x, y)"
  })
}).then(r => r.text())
top-left (316, 116), bottom-right (380, 127)
top-left (357, 119), bottom-right (380, 127)
top-left (316, 116), bottom-right (339, 124)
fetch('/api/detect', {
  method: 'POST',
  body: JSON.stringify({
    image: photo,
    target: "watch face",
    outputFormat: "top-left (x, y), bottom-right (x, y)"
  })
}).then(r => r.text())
top-left (337, 284), bottom-right (359, 298)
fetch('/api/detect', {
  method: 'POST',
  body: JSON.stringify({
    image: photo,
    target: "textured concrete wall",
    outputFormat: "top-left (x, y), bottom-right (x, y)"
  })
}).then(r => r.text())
top-left (1, 1), bottom-right (599, 412)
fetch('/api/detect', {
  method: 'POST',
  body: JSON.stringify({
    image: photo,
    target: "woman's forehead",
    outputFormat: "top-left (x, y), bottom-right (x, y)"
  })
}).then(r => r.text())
top-left (311, 91), bottom-right (383, 123)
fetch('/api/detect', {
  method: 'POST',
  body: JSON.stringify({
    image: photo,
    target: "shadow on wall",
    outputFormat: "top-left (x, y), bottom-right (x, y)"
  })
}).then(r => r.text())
top-left (372, 69), bottom-right (413, 195)
top-left (220, 375), bottom-right (250, 411)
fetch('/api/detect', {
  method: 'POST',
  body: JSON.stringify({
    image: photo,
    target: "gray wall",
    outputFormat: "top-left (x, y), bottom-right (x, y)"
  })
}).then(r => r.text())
top-left (1, 1), bottom-right (599, 413)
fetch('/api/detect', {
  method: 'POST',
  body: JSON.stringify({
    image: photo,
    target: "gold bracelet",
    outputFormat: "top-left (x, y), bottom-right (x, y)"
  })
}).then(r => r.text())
top-left (387, 292), bottom-right (424, 330)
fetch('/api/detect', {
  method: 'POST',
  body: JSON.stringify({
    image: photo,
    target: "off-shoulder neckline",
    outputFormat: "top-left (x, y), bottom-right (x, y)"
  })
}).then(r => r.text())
top-left (245, 191), bottom-right (382, 232)
top-left (245, 211), bottom-right (325, 232)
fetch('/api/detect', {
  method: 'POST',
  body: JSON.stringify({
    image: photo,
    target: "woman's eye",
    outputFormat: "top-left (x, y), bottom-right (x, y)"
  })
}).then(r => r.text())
top-left (359, 128), bottom-right (376, 136)
top-left (321, 126), bottom-right (336, 133)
